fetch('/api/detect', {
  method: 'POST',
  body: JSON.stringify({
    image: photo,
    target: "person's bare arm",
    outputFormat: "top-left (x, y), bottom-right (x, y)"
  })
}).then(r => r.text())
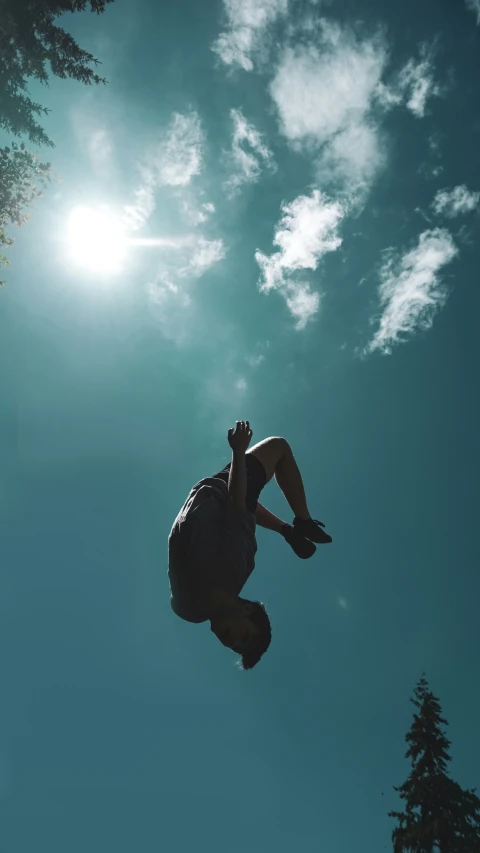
top-left (255, 502), bottom-right (286, 533)
top-left (227, 420), bottom-right (253, 510)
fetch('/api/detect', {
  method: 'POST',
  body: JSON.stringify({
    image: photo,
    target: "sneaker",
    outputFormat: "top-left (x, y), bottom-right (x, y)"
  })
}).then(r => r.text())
top-left (293, 517), bottom-right (332, 544)
top-left (281, 524), bottom-right (317, 559)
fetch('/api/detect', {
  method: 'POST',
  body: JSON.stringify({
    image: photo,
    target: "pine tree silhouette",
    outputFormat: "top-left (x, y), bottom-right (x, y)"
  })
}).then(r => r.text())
top-left (0, 0), bottom-right (113, 147)
top-left (0, 0), bottom-right (113, 281)
top-left (390, 675), bottom-right (480, 853)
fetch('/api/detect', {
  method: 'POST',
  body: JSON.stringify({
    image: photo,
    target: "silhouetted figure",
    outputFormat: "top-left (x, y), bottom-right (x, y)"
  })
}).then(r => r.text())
top-left (168, 421), bottom-right (332, 670)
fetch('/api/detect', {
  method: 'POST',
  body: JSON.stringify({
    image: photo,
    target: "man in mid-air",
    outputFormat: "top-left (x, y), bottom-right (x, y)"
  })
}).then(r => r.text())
top-left (168, 421), bottom-right (332, 670)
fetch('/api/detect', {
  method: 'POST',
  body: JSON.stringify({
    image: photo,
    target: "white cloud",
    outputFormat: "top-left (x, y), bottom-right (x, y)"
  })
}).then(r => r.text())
top-left (318, 121), bottom-right (384, 197)
top-left (257, 190), bottom-right (344, 288)
top-left (285, 282), bottom-right (321, 330)
top-left (88, 128), bottom-right (113, 171)
top-left (225, 109), bottom-right (275, 195)
top-left (182, 199), bottom-right (215, 226)
top-left (368, 228), bottom-right (458, 355)
top-left (123, 173), bottom-right (157, 231)
top-left (376, 46), bottom-right (440, 119)
top-left (256, 189), bottom-right (345, 327)
top-left (270, 23), bottom-right (388, 196)
top-left (124, 112), bottom-right (204, 231)
top-left (246, 341), bottom-right (270, 366)
top-left (187, 237), bottom-right (226, 276)
top-left (397, 53), bottom-right (440, 118)
top-left (147, 235), bottom-right (226, 294)
top-left (146, 235), bottom-right (226, 341)
top-left (212, 0), bottom-right (289, 71)
top-left (235, 377), bottom-right (248, 392)
top-left (159, 112), bottom-right (204, 187)
top-left (246, 353), bottom-right (265, 367)
top-left (465, 0), bottom-right (480, 24)
top-left (71, 107), bottom-right (116, 177)
top-left (419, 162), bottom-right (444, 180)
top-left (432, 185), bottom-right (480, 218)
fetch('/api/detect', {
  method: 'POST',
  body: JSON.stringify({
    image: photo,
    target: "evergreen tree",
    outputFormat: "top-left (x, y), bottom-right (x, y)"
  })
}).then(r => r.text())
top-left (0, 0), bottom-right (113, 147)
top-left (390, 675), bottom-right (480, 853)
top-left (0, 142), bottom-right (51, 284)
top-left (0, 0), bottom-right (113, 281)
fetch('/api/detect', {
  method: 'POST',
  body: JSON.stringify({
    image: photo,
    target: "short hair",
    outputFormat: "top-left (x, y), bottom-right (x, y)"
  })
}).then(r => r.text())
top-left (238, 599), bottom-right (272, 670)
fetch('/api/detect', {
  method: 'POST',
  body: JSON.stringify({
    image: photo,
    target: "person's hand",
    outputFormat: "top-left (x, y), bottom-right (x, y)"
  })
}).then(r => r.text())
top-left (228, 420), bottom-right (253, 454)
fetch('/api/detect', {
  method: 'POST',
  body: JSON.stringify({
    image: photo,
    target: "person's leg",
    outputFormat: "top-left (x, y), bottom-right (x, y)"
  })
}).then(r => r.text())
top-left (248, 437), bottom-right (310, 521)
top-left (249, 436), bottom-right (332, 544)
top-left (255, 501), bottom-right (317, 559)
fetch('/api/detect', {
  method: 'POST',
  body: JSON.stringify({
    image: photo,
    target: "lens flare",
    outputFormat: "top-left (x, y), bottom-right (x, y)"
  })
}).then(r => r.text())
top-left (67, 205), bottom-right (127, 275)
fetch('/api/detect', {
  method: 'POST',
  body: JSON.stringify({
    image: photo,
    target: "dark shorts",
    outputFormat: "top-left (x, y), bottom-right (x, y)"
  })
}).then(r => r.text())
top-left (212, 453), bottom-right (267, 513)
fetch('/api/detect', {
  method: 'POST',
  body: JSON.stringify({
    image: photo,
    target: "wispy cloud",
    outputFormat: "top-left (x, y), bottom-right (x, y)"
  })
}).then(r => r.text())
top-left (159, 112), bottom-right (204, 187)
top-left (181, 198), bottom-right (215, 226)
top-left (188, 237), bottom-right (226, 276)
top-left (246, 341), bottom-right (270, 367)
top-left (270, 22), bottom-right (388, 199)
top-left (417, 132), bottom-right (444, 180)
top-left (212, 0), bottom-right (289, 71)
top-left (146, 235), bottom-right (227, 341)
top-left (256, 189), bottom-right (345, 328)
top-left (246, 353), bottom-right (265, 367)
top-left (148, 236), bottom-right (226, 287)
top-left (124, 175), bottom-right (157, 231)
top-left (124, 111), bottom-right (204, 231)
top-left (88, 128), bottom-right (113, 171)
top-left (367, 228), bottom-right (458, 355)
top-left (224, 109), bottom-right (275, 195)
top-left (284, 282), bottom-right (321, 330)
top-left (465, 0), bottom-right (480, 24)
top-left (397, 49), bottom-right (440, 118)
top-left (432, 185), bottom-right (480, 218)
top-left (71, 107), bottom-right (116, 178)
top-left (235, 377), bottom-right (248, 392)
top-left (377, 45), bottom-right (440, 118)
top-left (147, 236), bottom-right (225, 290)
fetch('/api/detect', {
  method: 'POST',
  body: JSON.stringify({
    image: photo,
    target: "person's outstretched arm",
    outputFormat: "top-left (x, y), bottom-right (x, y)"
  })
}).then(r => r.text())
top-left (227, 420), bottom-right (253, 510)
top-left (255, 502), bottom-right (286, 533)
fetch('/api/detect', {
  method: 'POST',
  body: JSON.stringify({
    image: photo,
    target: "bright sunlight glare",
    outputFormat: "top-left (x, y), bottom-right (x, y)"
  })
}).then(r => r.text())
top-left (67, 205), bottom-right (127, 275)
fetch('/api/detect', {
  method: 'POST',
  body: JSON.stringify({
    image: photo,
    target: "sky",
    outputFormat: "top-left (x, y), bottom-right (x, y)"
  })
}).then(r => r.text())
top-left (1, 0), bottom-right (480, 850)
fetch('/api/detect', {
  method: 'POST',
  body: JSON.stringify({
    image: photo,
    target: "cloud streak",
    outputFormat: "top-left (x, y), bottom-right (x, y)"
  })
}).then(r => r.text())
top-left (212, 0), bottom-right (288, 71)
top-left (256, 190), bottom-right (345, 328)
top-left (367, 228), bottom-right (458, 355)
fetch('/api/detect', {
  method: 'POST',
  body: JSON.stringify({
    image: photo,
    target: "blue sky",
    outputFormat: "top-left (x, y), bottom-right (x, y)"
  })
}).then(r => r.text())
top-left (1, 0), bottom-right (480, 850)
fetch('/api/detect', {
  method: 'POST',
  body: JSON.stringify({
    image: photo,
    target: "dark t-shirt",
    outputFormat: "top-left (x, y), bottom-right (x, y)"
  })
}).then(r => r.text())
top-left (168, 477), bottom-right (257, 623)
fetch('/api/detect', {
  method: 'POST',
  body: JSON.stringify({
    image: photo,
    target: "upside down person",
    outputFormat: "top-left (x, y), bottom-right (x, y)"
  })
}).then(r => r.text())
top-left (168, 421), bottom-right (332, 670)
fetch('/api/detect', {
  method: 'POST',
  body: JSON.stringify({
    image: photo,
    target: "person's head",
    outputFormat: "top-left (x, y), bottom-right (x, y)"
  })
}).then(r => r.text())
top-left (210, 597), bottom-right (272, 670)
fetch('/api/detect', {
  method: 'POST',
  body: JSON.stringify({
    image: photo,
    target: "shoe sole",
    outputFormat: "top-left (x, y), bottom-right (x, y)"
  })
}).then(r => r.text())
top-left (294, 526), bottom-right (332, 545)
top-left (284, 533), bottom-right (317, 559)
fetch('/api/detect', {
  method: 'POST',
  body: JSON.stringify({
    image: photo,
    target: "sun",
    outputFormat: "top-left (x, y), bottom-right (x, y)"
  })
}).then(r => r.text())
top-left (66, 205), bottom-right (127, 275)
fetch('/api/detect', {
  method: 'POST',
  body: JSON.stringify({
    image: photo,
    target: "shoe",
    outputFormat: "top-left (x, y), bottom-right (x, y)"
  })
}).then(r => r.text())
top-left (293, 517), bottom-right (332, 544)
top-left (281, 524), bottom-right (317, 559)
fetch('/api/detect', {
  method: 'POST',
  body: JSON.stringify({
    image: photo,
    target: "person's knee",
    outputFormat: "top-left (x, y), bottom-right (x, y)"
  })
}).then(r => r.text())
top-left (266, 436), bottom-right (289, 453)
top-left (248, 436), bottom-right (289, 482)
